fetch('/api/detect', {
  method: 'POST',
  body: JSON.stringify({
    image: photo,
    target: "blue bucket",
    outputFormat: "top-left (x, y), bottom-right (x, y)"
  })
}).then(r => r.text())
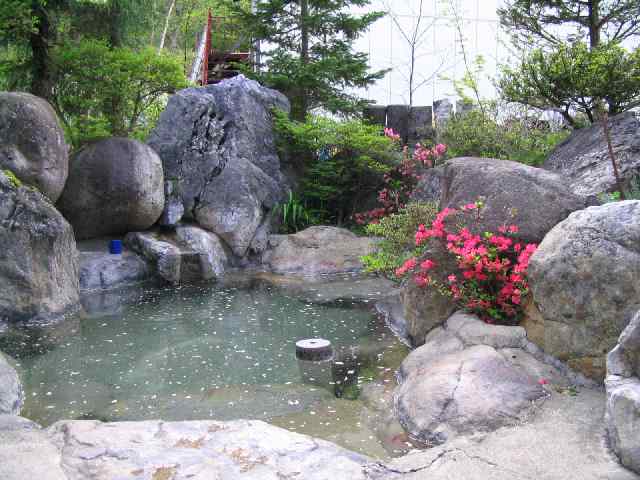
top-left (109, 239), bottom-right (123, 254)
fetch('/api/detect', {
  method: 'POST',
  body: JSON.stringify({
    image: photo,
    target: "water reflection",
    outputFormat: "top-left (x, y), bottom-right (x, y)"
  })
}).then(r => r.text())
top-left (1, 276), bottom-right (410, 458)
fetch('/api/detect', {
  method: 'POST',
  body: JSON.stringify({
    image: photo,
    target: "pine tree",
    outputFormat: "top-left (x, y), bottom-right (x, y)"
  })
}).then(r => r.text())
top-left (230, 0), bottom-right (387, 120)
top-left (498, 1), bottom-right (640, 125)
top-left (498, 0), bottom-right (640, 50)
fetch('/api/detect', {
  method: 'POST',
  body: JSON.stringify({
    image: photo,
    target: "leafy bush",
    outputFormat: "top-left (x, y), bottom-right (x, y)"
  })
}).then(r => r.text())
top-left (441, 107), bottom-right (568, 166)
top-left (273, 110), bottom-right (398, 225)
top-left (51, 39), bottom-right (187, 148)
top-left (361, 202), bottom-right (438, 277)
top-left (395, 202), bottom-right (538, 324)
top-left (354, 131), bottom-right (447, 225)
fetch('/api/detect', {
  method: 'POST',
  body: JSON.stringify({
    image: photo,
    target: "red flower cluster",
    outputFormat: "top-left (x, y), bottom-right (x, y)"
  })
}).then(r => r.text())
top-left (396, 202), bottom-right (538, 324)
top-left (413, 143), bottom-right (447, 168)
top-left (353, 130), bottom-right (447, 225)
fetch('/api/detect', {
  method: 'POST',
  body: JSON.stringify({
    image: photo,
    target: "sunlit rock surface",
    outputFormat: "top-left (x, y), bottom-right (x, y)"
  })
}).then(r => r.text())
top-left (45, 419), bottom-right (370, 480)
top-left (125, 225), bottom-right (230, 283)
top-left (57, 138), bottom-right (164, 240)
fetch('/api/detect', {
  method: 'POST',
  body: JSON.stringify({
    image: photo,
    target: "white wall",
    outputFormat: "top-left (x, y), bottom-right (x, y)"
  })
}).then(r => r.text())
top-left (351, 0), bottom-right (511, 107)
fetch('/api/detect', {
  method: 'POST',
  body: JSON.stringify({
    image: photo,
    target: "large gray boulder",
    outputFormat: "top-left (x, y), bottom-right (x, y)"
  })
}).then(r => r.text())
top-left (148, 75), bottom-right (290, 257)
top-left (439, 157), bottom-right (593, 244)
top-left (545, 112), bottom-right (640, 196)
top-left (0, 170), bottom-right (79, 324)
top-left (261, 226), bottom-right (377, 275)
top-left (0, 92), bottom-right (69, 202)
top-left (606, 311), bottom-right (640, 474)
top-left (47, 419), bottom-right (371, 480)
top-left (528, 201), bottom-right (640, 380)
top-left (0, 353), bottom-right (22, 415)
top-left (57, 137), bottom-right (164, 240)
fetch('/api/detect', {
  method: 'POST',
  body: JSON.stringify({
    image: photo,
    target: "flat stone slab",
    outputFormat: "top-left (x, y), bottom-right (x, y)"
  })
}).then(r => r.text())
top-left (78, 250), bottom-right (152, 291)
top-left (372, 389), bottom-right (639, 480)
top-left (47, 419), bottom-right (371, 480)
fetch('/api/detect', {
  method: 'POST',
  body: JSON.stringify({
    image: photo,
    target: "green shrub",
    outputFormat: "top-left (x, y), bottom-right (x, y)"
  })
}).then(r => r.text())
top-left (273, 110), bottom-right (398, 225)
top-left (361, 202), bottom-right (438, 277)
top-left (442, 107), bottom-right (568, 166)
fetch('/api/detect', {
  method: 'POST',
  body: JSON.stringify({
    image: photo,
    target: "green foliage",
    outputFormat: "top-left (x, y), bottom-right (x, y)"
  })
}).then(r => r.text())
top-left (2, 170), bottom-right (22, 189)
top-left (273, 191), bottom-right (316, 233)
top-left (51, 39), bottom-right (187, 147)
top-left (273, 109), bottom-right (398, 225)
top-left (361, 203), bottom-right (438, 278)
top-left (0, 0), bottom-right (37, 40)
top-left (441, 107), bottom-right (569, 166)
top-left (500, 42), bottom-right (640, 126)
top-left (227, 0), bottom-right (386, 119)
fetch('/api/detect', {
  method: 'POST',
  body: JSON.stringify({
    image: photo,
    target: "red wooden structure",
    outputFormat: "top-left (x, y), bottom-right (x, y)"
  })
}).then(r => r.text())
top-left (198, 11), bottom-right (251, 86)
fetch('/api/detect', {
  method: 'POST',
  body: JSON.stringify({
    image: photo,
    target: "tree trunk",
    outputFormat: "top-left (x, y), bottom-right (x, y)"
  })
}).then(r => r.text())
top-left (588, 0), bottom-right (601, 49)
top-left (29, 0), bottom-right (54, 100)
top-left (158, 0), bottom-right (176, 52)
top-left (296, 0), bottom-right (310, 121)
top-left (109, 0), bottom-right (123, 48)
top-left (602, 111), bottom-right (626, 199)
top-left (107, 0), bottom-right (126, 136)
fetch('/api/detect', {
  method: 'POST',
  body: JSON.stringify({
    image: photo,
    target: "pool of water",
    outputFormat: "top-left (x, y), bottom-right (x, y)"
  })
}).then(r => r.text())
top-left (0, 274), bottom-right (410, 458)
